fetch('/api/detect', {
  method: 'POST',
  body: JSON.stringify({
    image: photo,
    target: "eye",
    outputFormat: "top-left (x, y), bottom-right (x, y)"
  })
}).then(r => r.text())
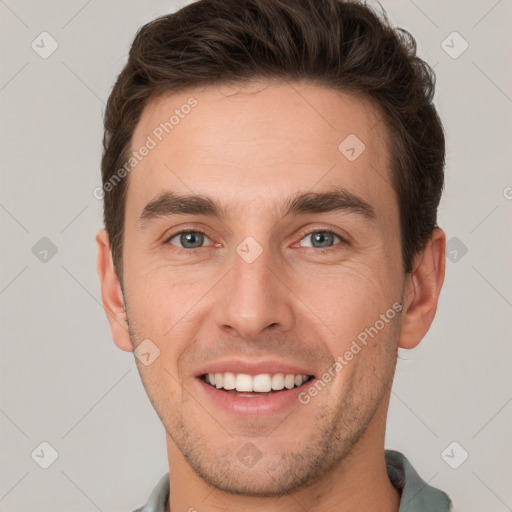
top-left (166, 230), bottom-right (212, 250)
top-left (164, 228), bottom-right (346, 253)
top-left (297, 229), bottom-right (344, 250)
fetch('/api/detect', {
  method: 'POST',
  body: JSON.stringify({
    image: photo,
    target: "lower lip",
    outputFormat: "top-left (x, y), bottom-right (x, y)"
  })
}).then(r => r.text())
top-left (195, 377), bottom-right (314, 416)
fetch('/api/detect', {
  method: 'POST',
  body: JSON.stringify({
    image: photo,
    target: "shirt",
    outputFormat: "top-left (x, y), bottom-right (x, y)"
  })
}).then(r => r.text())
top-left (132, 449), bottom-right (452, 512)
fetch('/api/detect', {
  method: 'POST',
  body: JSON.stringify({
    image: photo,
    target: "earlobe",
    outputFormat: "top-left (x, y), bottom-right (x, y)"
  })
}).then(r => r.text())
top-left (398, 228), bottom-right (446, 349)
top-left (95, 229), bottom-right (133, 352)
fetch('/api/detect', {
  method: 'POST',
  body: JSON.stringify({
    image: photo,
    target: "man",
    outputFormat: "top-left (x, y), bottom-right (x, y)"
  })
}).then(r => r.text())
top-left (96, 0), bottom-right (451, 510)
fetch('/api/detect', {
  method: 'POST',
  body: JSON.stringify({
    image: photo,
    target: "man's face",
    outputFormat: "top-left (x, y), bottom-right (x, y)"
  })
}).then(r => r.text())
top-left (120, 81), bottom-right (406, 495)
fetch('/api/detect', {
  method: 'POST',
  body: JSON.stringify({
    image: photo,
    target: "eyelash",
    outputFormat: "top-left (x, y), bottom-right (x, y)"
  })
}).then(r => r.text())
top-left (163, 227), bottom-right (348, 255)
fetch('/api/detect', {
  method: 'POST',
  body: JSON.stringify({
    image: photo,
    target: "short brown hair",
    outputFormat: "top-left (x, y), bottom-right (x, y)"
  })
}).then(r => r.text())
top-left (100, 0), bottom-right (445, 280)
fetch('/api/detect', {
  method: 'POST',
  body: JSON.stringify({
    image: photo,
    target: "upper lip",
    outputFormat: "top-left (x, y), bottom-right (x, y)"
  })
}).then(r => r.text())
top-left (194, 359), bottom-right (315, 378)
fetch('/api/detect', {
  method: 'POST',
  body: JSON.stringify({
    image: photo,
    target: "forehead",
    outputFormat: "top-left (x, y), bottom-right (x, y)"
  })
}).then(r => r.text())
top-left (126, 81), bottom-right (395, 221)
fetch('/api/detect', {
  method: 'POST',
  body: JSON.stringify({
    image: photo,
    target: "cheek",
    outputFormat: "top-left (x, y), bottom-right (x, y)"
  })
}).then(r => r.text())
top-left (294, 256), bottom-right (398, 331)
top-left (292, 258), bottom-right (402, 392)
top-left (124, 264), bottom-right (213, 364)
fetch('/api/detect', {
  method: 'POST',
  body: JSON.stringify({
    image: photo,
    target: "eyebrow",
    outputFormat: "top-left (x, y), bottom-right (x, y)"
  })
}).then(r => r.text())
top-left (138, 186), bottom-right (376, 227)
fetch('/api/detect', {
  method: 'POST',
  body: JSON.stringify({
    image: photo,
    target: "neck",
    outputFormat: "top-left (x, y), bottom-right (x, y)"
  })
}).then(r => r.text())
top-left (165, 400), bottom-right (400, 512)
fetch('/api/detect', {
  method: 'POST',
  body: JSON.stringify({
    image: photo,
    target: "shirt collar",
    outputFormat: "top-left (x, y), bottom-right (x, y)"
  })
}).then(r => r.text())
top-left (385, 450), bottom-right (452, 511)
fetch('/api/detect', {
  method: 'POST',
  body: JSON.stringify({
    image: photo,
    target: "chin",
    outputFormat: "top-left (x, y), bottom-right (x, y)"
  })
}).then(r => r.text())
top-left (182, 443), bottom-right (337, 497)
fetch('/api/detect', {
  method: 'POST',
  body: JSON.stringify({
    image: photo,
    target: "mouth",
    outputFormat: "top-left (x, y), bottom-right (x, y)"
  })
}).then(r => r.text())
top-left (199, 372), bottom-right (314, 397)
top-left (193, 360), bottom-right (318, 415)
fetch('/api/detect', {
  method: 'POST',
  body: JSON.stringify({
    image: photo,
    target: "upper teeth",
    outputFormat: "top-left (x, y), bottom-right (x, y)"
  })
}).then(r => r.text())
top-left (205, 372), bottom-right (310, 392)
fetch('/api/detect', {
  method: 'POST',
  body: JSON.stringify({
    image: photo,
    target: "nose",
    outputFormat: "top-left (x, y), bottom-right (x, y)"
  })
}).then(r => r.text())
top-left (213, 242), bottom-right (295, 340)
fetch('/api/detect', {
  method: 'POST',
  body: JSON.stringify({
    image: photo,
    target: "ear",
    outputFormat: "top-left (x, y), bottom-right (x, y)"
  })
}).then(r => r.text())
top-left (96, 229), bottom-right (133, 352)
top-left (398, 228), bottom-right (446, 349)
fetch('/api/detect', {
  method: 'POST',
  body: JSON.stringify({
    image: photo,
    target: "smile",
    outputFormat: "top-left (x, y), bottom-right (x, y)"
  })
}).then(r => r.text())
top-left (201, 372), bottom-right (313, 394)
top-left (196, 371), bottom-right (317, 415)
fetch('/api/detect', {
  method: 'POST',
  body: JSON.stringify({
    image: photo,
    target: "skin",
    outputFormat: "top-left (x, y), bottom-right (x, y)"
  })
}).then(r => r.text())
top-left (96, 80), bottom-right (446, 512)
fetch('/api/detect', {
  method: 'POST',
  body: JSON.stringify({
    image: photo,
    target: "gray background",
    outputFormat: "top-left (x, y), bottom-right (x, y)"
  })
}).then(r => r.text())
top-left (0, 1), bottom-right (511, 511)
